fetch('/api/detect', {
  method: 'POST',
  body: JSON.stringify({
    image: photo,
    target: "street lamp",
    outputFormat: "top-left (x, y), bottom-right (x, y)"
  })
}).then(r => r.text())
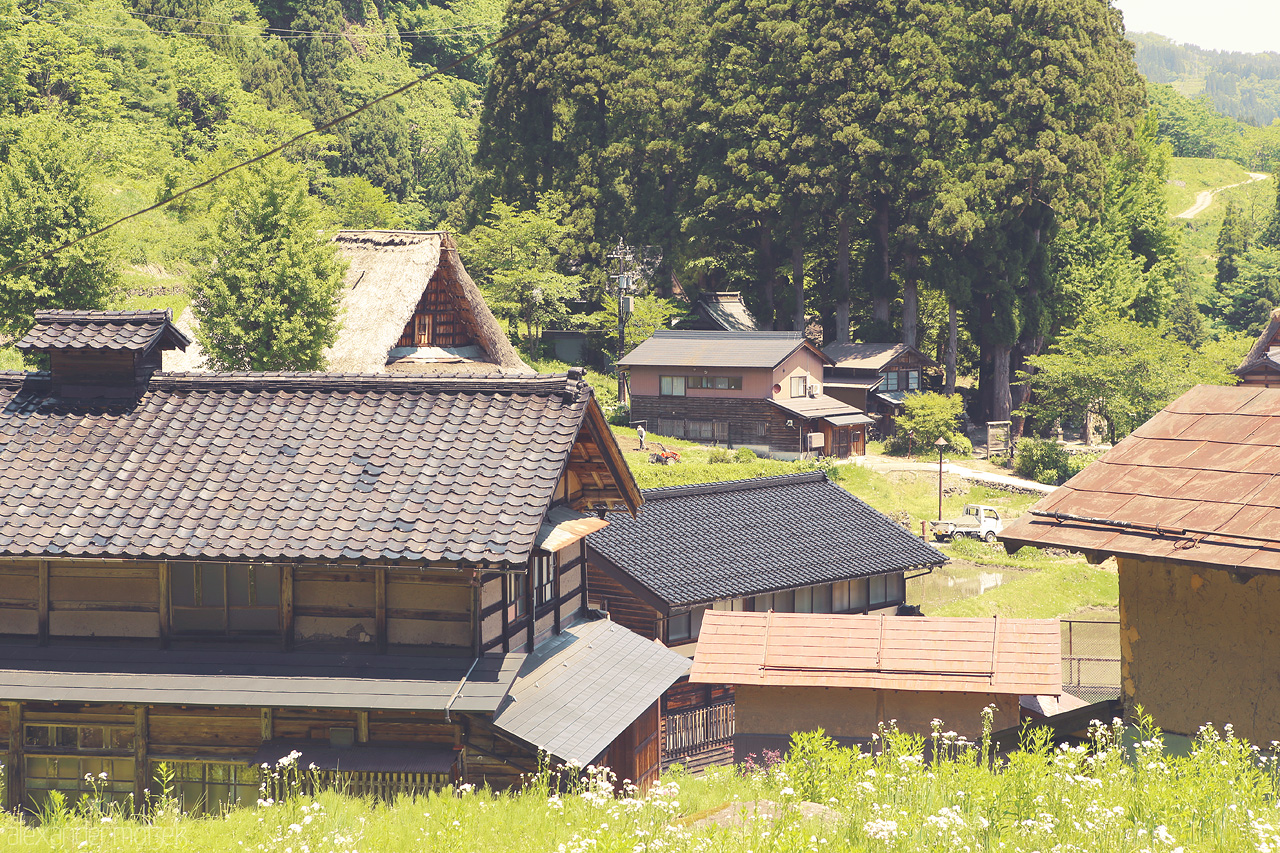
top-left (934, 436), bottom-right (949, 521)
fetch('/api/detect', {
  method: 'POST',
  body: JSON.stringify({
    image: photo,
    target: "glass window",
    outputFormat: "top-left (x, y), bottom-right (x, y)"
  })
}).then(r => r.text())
top-left (870, 575), bottom-right (888, 606)
top-left (506, 573), bottom-right (527, 620)
top-left (794, 587), bottom-right (813, 613)
top-left (850, 578), bottom-right (869, 612)
top-left (728, 376), bottom-right (743, 390)
top-left (172, 563), bottom-right (280, 635)
top-left (24, 756), bottom-right (135, 810)
top-left (887, 572), bottom-right (906, 604)
top-left (171, 762), bottom-right (259, 815)
top-left (790, 376), bottom-right (807, 397)
top-left (813, 584), bottom-right (833, 613)
top-left (752, 593), bottom-right (773, 612)
top-left (533, 553), bottom-right (555, 607)
top-left (832, 580), bottom-right (850, 613)
top-left (884, 371), bottom-right (899, 392)
top-left (659, 376), bottom-right (686, 396)
top-left (907, 370), bottom-right (920, 390)
top-left (712, 599), bottom-right (745, 611)
top-left (774, 590), bottom-right (795, 612)
top-left (668, 611), bottom-right (692, 642)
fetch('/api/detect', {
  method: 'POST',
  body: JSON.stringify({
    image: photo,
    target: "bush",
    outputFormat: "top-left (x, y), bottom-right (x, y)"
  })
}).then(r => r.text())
top-left (733, 446), bottom-right (757, 463)
top-left (885, 392), bottom-right (969, 455)
top-left (1012, 437), bottom-right (1098, 485)
top-left (707, 448), bottom-right (732, 464)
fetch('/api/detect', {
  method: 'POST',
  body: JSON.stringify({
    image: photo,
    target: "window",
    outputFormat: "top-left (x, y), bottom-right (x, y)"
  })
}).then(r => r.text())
top-left (668, 611), bottom-right (692, 642)
top-left (884, 371), bottom-right (899, 392)
top-left (506, 573), bottom-right (527, 621)
top-left (752, 593), bottom-right (773, 612)
top-left (794, 586), bottom-right (813, 613)
top-left (870, 574), bottom-right (888, 607)
top-left (887, 572), bottom-right (905, 604)
top-left (172, 762), bottom-right (260, 815)
top-left (907, 370), bottom-right (920, 390)
top-left (171, 563), bottom-right (280, 634)
top-left (659, 375), bottom-right (686, 396)
top-left (850, 578), bottom-right (869, 612)
top-left (686, 375), bottom-right (743, 390)
top-left (532, 553), bottom-right (555, 607)
top-left (24, 756), bottom-right (135, 810)
top-left (712, 598), bottom-right (746, 611)
top-left (26, 724), bottom-right (134, 751)
top-left (773, 590), bottom-right (795, 612)
top-left (790, 376), bottom-right (807, 397)
top-left (832, 580), bottom-right (850, 613)
top-left (813, 584), bottom-right (833, 613)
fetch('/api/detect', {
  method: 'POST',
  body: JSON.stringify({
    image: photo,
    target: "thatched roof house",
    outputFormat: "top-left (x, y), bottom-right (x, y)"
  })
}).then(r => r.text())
top-left (167, 230), bottom-right (530, 375)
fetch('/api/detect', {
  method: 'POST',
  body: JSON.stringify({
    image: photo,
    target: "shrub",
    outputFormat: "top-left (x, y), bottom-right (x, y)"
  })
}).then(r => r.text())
top-left (733, 446), bottom-right (757, 463)
top-left (1013, 437), bottom-right (1099, 485)
top-left (707, 448), bottom-right (732, 464)
top-left (885, 392), bottom-right (969, 454)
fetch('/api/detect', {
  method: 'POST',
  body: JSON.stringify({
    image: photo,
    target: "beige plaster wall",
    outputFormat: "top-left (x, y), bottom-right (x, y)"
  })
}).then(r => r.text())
top-left (736, 685), bottom-right (1019, 743)
top-left (1118, 556), bottom-right (1280, 742)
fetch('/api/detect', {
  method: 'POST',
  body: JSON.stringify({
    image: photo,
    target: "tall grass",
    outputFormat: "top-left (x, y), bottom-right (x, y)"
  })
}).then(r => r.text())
top-left (4, 715), bottom-right (1280, 852)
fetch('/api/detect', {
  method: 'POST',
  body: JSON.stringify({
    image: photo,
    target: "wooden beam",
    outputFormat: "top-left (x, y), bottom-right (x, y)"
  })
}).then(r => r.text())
top-left (356, 711), bottom-right (369, 744)
top-left (158, 561), bottom-right (170, 649)
top-left (261, 709), bottom-right (273, 742)
top-left (281, 565), bottom-right (294, 651)
top-left (134, 706), bottom-right (148, 808)
top-left (37, 560), bottom-right (48, 646)
top-left (5, 702), bottom-right (20, 811)
top-left (375, 567), bottom-right (387, 654)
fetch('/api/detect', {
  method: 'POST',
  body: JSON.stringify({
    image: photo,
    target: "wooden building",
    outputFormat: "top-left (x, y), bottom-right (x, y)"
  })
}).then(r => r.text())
top-left (619, 331), bottom-right (872, 458)
top-left (1001, 384), bottom-right (1280, 745)
top-left (677, 292), bottom-right (760, 332)
top-left (822, 342), bottom-right (937, 431)
top-left (0, 310), bottom-right (689, 815)
top-left (690, 612), bottom-right (1062, 757)
top-left (1233, 308), bottom-right (1280, 387)
top-left (585, 472), bottom-right (947, 770)
top-left (168, 230), bottom-right (530, 375)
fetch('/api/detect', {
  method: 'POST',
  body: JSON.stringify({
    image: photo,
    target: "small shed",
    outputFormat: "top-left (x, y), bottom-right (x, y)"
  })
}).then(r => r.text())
top-left (690, 611), bottom-right (1061, 757)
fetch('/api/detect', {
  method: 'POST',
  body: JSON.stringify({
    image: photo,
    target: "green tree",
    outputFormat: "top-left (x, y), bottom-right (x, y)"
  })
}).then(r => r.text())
top-left (1218, 246), bottom-right (1280, 335)
top-left (1217, 199), bottom-right (1249, 285)
top-left (459, 194), bottom-right (584, 340)
top-left (192, 159), bottom-right (347, 370)
top-left (1019, 315), bottom-right (1237, 444)
top-left (1259, 176), bottom-right (1280, 250)
top-left (584, 292), bottom-right (680, 355)
top-left (889, 392), bottom-right (970, 453)
top-left (0, 122), bottom-right (118, 341)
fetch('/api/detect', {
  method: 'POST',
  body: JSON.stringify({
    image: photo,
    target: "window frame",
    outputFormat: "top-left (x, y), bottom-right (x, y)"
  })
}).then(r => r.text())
top-left (883, 370), bottom-right (899, 392)
top-left (659, 375), bottom-right (686, 396)
top-left (907, 370), bottom-right (920, 390)
top-left (171, 761), bottom-right (260, 815)
top-left (506, 572), bottom-right (527, 622)
top-left (170, 563), bottom-right (281, 636)
top-left (668, 611), bottom-right (692, 643)
top-left (532, 552), bottom-right (555, 608)
top-left (790, 376), bottom-right (807, 398)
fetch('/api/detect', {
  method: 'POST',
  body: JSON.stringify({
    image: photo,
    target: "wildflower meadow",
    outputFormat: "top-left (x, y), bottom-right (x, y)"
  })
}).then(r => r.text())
top-left (2, 712), bottom-right (1280, 852)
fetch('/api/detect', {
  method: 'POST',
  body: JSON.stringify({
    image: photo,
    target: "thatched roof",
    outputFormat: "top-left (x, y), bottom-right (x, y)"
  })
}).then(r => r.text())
top-left (1235, 307), bottom-right (1280, 375)
top-left (165, 231), bottom-right (529, 374)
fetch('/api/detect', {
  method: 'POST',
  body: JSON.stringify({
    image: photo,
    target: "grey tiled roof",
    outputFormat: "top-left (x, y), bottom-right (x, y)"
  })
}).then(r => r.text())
top-left (492, 616), bottom-right (690, 765)
top-left (0, 642), bottom-right (523, 712)
top-left (618, 330), bottom-right (810, 369)
top-left (587, 472), bottom-right (947, 606)
top-left (0, 371), bottom-right (592, 565)
top-left (17, 309), bottom-right (190, 352)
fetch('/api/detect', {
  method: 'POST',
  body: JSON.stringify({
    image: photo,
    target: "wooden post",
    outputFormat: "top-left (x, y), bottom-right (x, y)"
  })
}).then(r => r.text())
top-left (157, 561), bottom-right (170, 649)
top-left (134, 706), bottom-right (148, 809)
top-left (374, 568), bottom-right (387, 654)
top-left (471, 574), bottom-right (481, 656)
top-left (356, 711), bottom-right (369, 744)
top-left (5, 702), bottom-right (21, 811)
top-left (261, 709), bottom-right (273, 742)
top-left (525, 568), bottom-right (535, 651)
top-left (37, 560), bottom-right (49, 646)
top-left (552, 552), bottom-right (562, 635)
top-left (281, 564), bottom-right (294, 651)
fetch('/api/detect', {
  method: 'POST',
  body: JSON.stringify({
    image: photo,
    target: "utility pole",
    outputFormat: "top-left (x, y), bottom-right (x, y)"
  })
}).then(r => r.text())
top-left (607, 240), bottom-right (635, 409)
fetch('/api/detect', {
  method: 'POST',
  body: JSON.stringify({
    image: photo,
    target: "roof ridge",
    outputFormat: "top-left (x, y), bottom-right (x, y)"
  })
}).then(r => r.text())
top-left (148, 370), bottom-right (587, 398)
top-left (33, 309), bottom-right (172, 323)
top-left (640, 470), bottom-right (828, 500)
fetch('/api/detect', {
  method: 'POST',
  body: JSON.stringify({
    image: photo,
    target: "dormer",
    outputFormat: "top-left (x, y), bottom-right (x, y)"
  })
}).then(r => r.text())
top-left (16, 309), bottom-right (191, 399)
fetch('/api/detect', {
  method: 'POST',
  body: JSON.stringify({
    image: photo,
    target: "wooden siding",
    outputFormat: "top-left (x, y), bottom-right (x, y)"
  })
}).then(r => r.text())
top-left (585, 562), bottom-right (662, 639)
top-left (631, 395), bottom-right (803, 454)
top-left (395, 266), bottom-right (477, 349)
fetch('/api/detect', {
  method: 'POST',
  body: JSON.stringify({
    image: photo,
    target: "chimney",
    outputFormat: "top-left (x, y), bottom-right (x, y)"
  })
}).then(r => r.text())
top-left (16, 310), bottom-right (191, 399)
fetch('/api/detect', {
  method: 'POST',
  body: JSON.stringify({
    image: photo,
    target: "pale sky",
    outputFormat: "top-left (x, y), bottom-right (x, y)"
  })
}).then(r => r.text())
top-left (1113, 0), bottom-right (1280, 55)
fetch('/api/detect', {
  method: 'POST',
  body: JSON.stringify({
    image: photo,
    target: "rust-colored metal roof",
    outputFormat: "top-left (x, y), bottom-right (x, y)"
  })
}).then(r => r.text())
top-left (1000, 384), bottom-right (1280, 572)
top-left (689, 611), bottom-right (1060, 695)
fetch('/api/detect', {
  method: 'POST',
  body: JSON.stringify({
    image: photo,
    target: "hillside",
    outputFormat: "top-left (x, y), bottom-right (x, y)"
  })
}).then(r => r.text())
top-left (1133, 31), bottom-right (1280, 127)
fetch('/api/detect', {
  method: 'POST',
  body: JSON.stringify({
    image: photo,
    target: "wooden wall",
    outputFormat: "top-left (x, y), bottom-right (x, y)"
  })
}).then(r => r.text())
top-left (630, 395), bottom-right (804, 455)
top-left (584, 560), bottom-right (662, 639)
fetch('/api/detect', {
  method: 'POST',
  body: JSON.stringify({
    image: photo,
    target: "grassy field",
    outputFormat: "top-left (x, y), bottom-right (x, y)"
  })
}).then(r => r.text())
top-left (1165, 158), bottom-right (1275, 294)
top-left (4, 720), bottom-right (1278, 852)
top-left (1164, 156), bottom-right (1253, 217)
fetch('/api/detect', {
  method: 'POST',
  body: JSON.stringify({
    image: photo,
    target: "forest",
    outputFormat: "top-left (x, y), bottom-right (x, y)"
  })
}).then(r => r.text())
top-left (1, 0), bottom-right (1279, 437)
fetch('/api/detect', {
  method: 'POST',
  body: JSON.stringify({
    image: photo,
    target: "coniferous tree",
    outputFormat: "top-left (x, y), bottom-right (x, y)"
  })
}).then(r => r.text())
top-left (1217, 199), bottom-right (1249, 285)
top-left (193, 159), bottom-right (346, 371)
top-left (1259, 176), bottom-right (1280, 249)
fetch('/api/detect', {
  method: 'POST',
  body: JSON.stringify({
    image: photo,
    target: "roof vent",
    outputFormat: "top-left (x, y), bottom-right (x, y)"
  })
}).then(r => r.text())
top-left (16, 310), bottom-right (190, 399)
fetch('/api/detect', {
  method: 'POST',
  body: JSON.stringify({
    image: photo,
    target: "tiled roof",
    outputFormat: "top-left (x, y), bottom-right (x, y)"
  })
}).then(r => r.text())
top-left (1001, 384), bottom-right (1280, 572)
top-left (17, 309), bottom-right (190, 352)
top-left (618, 330), bottom-right (820, 369)
top-left (823, 342), bottom-right (935, 371)
top-left (586, 472), bottom-right (946, 607)
top-left (0, 370), bottom-right (599, 565)
top-left (690, 611), bottom-right (1061, 695)
top-left (492, 616), bottom-right (690, 764)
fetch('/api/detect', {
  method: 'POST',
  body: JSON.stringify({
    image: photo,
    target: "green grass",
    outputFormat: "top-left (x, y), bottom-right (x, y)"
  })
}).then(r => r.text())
top-left (7, 722), bottom-right (1280, 852)
top-left (1165, 156), bottom-right (1252, 217)
top-left (0, 345), bottom-right (26, 371)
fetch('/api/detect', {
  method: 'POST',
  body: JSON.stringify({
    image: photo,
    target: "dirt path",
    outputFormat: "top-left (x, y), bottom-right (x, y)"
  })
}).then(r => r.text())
top-left (1174, 171), bottom-right (1270, 219)
top-left (857, 453), bottom-right (1056, 495)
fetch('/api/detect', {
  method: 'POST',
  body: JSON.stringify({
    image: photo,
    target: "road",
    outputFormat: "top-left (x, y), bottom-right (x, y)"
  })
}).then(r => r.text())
top-left (1174, 171), bottom-right (1270, 219)
top-left (856, 453), bottom-right (1057, 495)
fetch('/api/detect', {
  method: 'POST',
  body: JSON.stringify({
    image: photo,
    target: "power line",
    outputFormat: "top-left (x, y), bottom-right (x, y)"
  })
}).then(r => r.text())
top-left (0, 0), bottom-right (584, 281)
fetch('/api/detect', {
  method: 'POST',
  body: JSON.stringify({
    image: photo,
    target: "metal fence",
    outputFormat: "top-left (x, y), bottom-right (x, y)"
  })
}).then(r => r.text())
top-left (1061, 620), bottom-right (1121, 703)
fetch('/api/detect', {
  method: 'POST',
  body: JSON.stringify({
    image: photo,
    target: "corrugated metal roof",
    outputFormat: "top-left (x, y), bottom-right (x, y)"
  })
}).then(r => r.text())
top-left (823, 342), bottom-right (935, 371)
top-left (770, 393), bottom-right (863, 420)
top-left (690, 611), bottom-right (1061, 695)
top-left (1000, 384), bottom-right (1280, 572)
top-left (586, 472), bottom-right (947, 607)
top-left (618, 331), bottom-right (811, 369)
top-left (491, 617), bottom-right (690, 765)
top-left (0, 643), bottom-right (523, 712)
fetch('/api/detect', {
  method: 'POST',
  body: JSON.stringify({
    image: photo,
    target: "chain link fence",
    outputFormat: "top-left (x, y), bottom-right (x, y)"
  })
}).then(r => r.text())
top-left (1061, 620), bottom-right (1121, 703)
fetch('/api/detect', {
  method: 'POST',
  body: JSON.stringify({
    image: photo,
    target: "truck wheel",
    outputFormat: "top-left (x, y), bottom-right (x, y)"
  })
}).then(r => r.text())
top-left (984, 531), bottom-right (997, 543)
